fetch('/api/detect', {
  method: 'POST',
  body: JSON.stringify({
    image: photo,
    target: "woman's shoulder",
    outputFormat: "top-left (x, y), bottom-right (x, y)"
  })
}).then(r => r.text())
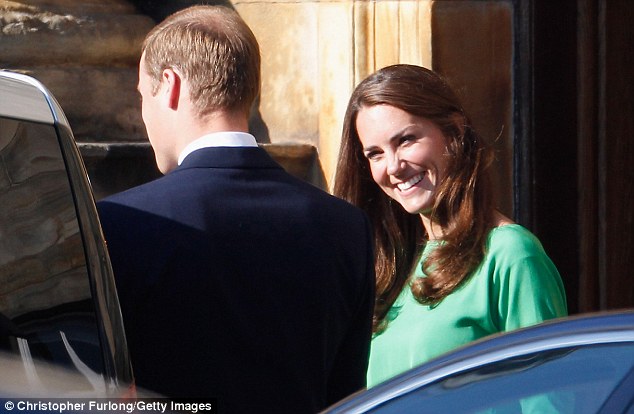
top-left (486, 224), bottom-right (546, 257)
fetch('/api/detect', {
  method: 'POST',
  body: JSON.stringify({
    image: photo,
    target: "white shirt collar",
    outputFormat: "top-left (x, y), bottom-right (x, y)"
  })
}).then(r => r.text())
top-left (178, 131), bottom-right (258, 165)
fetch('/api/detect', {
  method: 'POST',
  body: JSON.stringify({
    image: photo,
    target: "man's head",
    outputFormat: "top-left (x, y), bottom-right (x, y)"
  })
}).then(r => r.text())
top-left (138, 5), bottom-right (261, 173)
top-left (142, 5), bottom-right (261, 118)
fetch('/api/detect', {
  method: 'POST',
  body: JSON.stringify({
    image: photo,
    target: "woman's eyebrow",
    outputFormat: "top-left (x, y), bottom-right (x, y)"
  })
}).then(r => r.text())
top-left (361, 124), bottom-right (418, 153)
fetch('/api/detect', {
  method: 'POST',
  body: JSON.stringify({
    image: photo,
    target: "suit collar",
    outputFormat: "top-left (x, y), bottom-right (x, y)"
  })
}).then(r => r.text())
top-left (178, 132), bottom-right (258, 165)
top-left (174, 146), bottom-right (283, 171)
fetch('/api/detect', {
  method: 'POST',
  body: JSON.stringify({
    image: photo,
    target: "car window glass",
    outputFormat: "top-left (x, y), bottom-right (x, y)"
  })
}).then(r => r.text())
top-left (0, 116), bottom-right (105, 392)
top-left (372, 343), bottom-right (634, 414)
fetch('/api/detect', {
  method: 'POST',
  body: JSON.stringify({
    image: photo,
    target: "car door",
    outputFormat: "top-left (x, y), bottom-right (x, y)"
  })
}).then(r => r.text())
top-left (0, 71), bottom-right (133, 396)
top-left (324, 312), bottom-right (634, 414)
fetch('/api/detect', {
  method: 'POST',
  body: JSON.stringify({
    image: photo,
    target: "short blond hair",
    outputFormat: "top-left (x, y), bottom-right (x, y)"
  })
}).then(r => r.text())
top-left (142, 5), bottom-right (261, 117)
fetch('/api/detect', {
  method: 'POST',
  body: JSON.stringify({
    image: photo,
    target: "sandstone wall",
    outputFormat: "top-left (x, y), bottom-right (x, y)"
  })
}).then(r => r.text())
top-left (1, 0), bottom-right (514, 213)
top-left (236, 0), bottom-right (513, 212)
top-left (1, 0), bottom-right (153, 142)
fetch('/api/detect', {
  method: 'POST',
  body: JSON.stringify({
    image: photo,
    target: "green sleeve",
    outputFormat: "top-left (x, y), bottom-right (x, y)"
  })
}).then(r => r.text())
top-left (489, 228), bottom-right (568, 332)
top-left (496, 255), bottom-right (567, 331)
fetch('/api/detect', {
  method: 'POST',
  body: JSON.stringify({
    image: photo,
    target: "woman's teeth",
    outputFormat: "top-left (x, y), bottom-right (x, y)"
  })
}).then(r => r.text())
top-left (397, 173), bottom-right (424, 191)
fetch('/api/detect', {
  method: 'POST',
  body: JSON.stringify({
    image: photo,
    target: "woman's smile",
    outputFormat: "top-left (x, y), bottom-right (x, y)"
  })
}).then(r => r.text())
top-left (396, 172), bottom-right (425, 192)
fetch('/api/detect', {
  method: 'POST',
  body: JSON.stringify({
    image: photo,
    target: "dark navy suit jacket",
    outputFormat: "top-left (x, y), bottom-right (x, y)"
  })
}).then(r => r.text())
top-left (97, 146), bottom-right (375, 413)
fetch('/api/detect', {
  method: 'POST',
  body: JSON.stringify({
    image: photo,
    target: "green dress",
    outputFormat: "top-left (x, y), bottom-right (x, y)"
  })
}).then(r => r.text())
top-left (367, 224), bottom-right (568, 387)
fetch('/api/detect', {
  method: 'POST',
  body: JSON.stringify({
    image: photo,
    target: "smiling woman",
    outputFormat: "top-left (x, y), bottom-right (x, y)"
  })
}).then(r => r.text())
top-left (333, 64), bottom-right (568, 387)
top-left (356, 105), bottom-right (450, 221)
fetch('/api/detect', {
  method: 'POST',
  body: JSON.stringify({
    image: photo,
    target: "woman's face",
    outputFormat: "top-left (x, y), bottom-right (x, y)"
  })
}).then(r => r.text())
top-left (356, 104), bottom-right (450, 215)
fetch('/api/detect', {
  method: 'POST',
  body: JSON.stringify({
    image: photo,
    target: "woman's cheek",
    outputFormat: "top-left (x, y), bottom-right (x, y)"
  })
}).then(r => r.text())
top-left (369, 163), bottom-right (386, 185)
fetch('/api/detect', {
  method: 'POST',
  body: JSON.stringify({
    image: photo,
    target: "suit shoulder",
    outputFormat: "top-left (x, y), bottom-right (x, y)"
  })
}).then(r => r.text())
top-left (101, 174), bottom-right (174, 199)
top-left (97, 176), bottom-right (172, 210)
top-left (291, 178), bottom-right (366, 214)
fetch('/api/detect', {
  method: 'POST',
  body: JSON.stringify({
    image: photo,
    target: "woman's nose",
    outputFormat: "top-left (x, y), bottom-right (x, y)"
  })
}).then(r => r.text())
top-left (386, 153), bottom-right (404, 176)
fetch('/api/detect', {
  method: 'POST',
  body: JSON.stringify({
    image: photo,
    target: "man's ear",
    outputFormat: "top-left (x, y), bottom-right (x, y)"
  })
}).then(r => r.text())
top-left (161, 68), bottom-right (181, 110)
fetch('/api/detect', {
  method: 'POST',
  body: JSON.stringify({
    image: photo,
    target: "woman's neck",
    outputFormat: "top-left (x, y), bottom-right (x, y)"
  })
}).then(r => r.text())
top-left (419, 213), bottom-right (444, 240)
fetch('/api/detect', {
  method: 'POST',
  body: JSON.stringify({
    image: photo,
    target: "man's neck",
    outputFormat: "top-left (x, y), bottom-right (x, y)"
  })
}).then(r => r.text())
top-left (196, 109), bottom-right (250, 134)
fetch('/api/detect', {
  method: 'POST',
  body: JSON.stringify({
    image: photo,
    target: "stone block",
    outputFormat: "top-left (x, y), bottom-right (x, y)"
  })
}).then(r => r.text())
top-left (78, 142), bottom-right (161, 200)
top-left (0, 0), bottom-right (154, 66)
top-left (78, 142), bottom-right (325, 200)
top-left (15, 67), bottom-right (145, 142)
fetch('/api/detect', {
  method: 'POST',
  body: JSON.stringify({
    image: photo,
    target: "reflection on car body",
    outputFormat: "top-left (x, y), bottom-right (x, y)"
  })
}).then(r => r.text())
top-left (323, 311), bottom-right (634, 414)
top-left (0, 71), bottom-right (132, 397)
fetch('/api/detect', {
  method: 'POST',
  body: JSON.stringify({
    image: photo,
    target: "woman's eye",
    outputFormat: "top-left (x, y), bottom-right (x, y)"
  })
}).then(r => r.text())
top-left (400, 134), bottom-right (416, 145)
top-left (364, 151), bottom-right (381, 161)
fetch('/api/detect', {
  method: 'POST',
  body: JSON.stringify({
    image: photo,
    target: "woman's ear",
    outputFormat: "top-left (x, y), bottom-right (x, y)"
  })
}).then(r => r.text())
top-left (451, 112), bottom-right (466, 136)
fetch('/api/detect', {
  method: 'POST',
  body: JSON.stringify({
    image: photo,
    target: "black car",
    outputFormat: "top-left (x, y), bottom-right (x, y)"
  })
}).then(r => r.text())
top-left (324, 310), bottom-right (634, 414)
top-left (0, 70), bottom-right (132, 396)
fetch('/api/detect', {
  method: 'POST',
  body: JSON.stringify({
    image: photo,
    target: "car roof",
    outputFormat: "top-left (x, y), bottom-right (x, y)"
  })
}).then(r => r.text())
top-left (325, 310), bottom-right (634, 413)
top-left (0, 70), bottom-right (69, 127)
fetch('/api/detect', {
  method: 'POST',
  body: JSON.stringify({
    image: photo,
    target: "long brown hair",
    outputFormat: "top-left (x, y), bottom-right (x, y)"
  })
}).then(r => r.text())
top-left (333, 64), bottom-right (496, 332)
